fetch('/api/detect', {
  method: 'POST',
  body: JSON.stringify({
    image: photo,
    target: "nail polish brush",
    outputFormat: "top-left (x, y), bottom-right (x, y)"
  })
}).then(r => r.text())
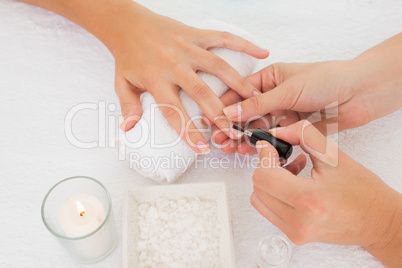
top-left (232, 125), bottom-right (293, 159)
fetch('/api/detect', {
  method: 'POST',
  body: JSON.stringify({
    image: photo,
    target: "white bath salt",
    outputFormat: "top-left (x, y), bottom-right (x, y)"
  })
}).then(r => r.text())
top-left (136, 197), bottom-right (221, 267)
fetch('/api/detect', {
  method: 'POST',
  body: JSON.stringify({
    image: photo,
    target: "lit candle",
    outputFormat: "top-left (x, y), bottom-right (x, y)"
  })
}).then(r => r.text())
top-left (42, 176), bottom-right (116, 263)
top-left (59, 194), bottom-right (105, 237)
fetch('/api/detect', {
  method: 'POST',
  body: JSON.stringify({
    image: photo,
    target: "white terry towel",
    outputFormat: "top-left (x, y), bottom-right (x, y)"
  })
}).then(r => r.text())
top-left (119, 20), bottom-right (258, 183)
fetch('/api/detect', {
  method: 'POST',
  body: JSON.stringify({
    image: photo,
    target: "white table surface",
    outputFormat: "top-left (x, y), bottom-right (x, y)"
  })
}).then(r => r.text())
top-left (1, 0), bottom-right (401, 267)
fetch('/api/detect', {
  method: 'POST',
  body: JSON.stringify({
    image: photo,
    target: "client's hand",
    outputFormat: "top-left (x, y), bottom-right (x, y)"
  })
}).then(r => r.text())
top-left (111, 2), bottom-right (268, 154)
top-left (19, 0), bottom-right (268, 154)
top-left (212, 33), bottom-right (402, 154)
top-left (251, 121), bottom-right (402, 267)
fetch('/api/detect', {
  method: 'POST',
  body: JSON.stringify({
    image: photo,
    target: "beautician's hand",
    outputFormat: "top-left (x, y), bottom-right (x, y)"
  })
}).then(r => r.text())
top-left (251, 120), bottom-right (402, 267)
top-left (212, 33), bottom-right (402, 154)
top-left (19, 0), bottom-right (268, 154)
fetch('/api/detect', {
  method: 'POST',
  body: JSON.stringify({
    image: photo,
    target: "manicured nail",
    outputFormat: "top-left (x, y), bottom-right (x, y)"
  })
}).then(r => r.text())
top-left (120, 114), bottom-right (140, 131)
top-left (253, 91), bottom-right (261, 97)
top-left (269, 126), bottom-right (286, 136)
top-left (231, 126), bottom-right (244, 138)
top-left (223, 104), bottom-right (242, 119)
top-left (196, 140), bottom-right (210, 155)
top-left (201, 117), bottom-right (213, 127)
top-left (120, 117), bottom-right (129, 131)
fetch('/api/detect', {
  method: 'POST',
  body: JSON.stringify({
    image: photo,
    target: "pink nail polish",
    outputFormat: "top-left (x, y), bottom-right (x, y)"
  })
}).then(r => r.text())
top-left (253, 91), bottom-right (261, 97)
top-left (269, 126), bottom-right (286, 136)
top-left (223, 104), bottom-right (242, 119)
top-left (120, 117), bottom-right (128, 131)
top-left (196, 140), bottom-right (210, 155)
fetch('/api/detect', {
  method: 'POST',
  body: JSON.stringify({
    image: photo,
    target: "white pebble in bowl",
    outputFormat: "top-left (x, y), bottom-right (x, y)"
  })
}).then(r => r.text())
top-left (137, 197), bottom-right (221, 267)
top-left (123, 183), bottom-right (235, 268)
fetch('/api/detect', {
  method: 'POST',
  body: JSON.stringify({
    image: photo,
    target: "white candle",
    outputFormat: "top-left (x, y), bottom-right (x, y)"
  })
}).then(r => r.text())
top-left (59, 194), bottom-right (105, 237)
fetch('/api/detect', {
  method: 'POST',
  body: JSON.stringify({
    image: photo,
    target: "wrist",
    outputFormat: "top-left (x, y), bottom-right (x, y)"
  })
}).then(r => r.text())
top-left (348, 35), bottom-right (402, 122)
top-left (68, 0), bottom-right (150, 54)
top-left (26, 0), bottom-right (153, 55)
top-left (363, 192), bottom-right (402, 267)
top-left (86, 1), bottom-right (155, 55)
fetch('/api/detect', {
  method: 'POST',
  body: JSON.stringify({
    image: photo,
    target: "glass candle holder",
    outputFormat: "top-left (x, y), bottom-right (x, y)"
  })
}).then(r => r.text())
top-left (41, 176), bottom-right (117, 264)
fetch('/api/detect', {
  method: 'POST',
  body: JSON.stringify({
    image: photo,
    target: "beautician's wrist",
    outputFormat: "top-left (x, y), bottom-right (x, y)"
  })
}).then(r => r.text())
top-left (348, 43), bottom-right (402, 123)
top-left (363, 192), bottom-right (402, 267)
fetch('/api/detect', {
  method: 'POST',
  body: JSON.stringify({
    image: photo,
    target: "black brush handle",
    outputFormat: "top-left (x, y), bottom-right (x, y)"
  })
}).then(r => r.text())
top-left (250, 129), bottom-right (293, 159)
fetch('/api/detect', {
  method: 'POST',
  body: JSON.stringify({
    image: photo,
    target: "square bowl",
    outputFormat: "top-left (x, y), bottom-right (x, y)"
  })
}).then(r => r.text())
top-left (123, 182), bottom-right (235, 268)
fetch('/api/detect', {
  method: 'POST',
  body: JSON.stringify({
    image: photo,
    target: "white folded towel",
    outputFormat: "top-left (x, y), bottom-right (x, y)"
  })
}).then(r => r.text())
top-left (119, 20), bottom-right (258, 183)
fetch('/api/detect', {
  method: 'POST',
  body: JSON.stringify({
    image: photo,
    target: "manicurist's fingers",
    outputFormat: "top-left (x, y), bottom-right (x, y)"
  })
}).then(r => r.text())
top-left (283, 154), bottom-right (307, 175)
top-left (269, 120), bottom-right (339, 168)
top-left (253, 141), bottom-right (305, 205)
top-left (250, 192), bottom-right (286, 230)
top-left (115, 78), bottom-right (143, 131)
top-left (245, 65), bottom-right (278, 93)
top-left (253, 186), bottom-right (295, 221)
top-left (153, 86), bottom-right (210, 155)
top-left (223, 81), bottom-right (297, 122)
top-left (200, 30), bottom-right (269, 59)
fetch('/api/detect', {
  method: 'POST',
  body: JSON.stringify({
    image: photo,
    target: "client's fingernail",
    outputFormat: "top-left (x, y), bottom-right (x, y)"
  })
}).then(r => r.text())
top-left (231, 126), bottom-right (243, 138)
top-left (223, 104), bottom-right (242, 119)
top-left (196, 140), bottom-right (210, 155)
top-left (253, 91), bottom-right (261, 96)
top-left (201, 117), bottom-right (213, 127)
top-left (261, 48), bottom-right (270, 54)
top-left (120, 117), bottom-right (129, 131)
top-left (120, 114), bottom-right (140, 131)
top-left (269, 126), bottom-right (286, 136)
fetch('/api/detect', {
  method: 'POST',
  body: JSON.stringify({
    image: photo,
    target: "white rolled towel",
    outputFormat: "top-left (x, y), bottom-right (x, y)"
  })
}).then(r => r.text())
top-left (119, 20), bottom-right (259, 183)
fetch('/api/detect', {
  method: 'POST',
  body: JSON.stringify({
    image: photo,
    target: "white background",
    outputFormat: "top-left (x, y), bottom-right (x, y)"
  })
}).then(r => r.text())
top-left (0, 0), bottom-right (401, 267)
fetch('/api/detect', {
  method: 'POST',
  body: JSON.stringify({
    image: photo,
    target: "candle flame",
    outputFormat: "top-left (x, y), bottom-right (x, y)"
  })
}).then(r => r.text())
top-left (76, 200), bottom-right (85, 216)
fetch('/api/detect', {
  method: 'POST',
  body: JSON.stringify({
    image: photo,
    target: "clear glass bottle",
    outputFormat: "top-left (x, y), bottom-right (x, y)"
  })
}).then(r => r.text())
top-left (256, 235), bottom-right (293, 268)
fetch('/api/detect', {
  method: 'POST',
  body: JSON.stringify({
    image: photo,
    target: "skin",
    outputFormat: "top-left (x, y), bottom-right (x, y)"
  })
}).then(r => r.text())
top-left (19, 0), bottom-right (268, 154)
top-left (212, 33), bottom-right (402, 154)
top-left (16, 1), bottom-right (402, 264)
top-left (212, 33), bottom-right (402, 266)
top-left (253, 123), bottom-right (402, 267)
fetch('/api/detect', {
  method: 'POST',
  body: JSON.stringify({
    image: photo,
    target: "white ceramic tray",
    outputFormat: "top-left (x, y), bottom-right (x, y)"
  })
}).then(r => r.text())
top-left (123, 182), bottom-right (235, 268)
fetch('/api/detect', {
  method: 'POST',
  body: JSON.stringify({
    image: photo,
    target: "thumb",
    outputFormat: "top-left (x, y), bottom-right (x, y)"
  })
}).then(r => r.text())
top-left (115, 78), bottom-right (143, 132)
top-left (270, 120), bottom-right (339, 168)
top-left (256, 140), bottom-right (281, 170)
top-left (223, 81), bottom-right (297, 122)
